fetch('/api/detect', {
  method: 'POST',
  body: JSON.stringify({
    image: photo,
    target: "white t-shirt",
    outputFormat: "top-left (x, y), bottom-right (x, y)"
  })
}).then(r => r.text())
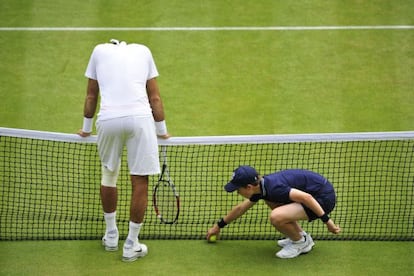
top-left (85, 42), bottom-right (159, 121)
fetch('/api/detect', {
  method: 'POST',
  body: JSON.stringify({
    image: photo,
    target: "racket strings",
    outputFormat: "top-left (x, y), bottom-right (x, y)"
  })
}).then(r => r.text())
top-left (155, 180), bottom-right (179, 223)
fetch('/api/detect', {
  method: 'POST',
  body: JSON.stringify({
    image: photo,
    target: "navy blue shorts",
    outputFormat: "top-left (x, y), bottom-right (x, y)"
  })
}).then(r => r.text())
top-left (302, 185), bottom-right (336, 222)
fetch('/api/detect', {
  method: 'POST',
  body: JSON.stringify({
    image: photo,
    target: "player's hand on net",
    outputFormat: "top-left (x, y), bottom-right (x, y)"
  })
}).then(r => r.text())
top-left (77, 129), bottom-right (91, 137)
top-left (157, 133), bottom-right (171, 139)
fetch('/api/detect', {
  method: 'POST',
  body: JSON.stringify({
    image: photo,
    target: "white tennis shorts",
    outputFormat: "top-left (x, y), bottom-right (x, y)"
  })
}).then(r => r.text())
top-left (96, 116), bottom-right (160, 176)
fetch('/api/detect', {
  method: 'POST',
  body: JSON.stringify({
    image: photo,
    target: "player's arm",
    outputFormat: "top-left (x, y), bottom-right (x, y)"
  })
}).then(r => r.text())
top-left (289, 188), bottom-right (341, 234)
top-left (78, 78), bottom-right (99, 137)
top-left (207, 199), bottom-right (256, 239)
top-left (146, 78), bottom-right (170, 139)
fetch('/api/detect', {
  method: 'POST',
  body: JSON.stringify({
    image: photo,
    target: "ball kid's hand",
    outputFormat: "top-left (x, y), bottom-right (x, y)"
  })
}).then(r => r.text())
top-left (206, 225), bottom-right (220, 241)
top-left (326, 219), bottom-right (341, 234)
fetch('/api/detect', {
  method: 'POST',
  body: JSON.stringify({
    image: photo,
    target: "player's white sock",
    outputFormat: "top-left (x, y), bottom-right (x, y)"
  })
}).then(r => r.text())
top-left (104, 211), bottom-right (117, 232)
top-left (126, 221), bottom-right (142, 242)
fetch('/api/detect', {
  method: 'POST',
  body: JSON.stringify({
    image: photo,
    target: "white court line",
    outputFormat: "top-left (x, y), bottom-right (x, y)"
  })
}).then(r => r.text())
top-left (0, 25), bottom-right (413, 31)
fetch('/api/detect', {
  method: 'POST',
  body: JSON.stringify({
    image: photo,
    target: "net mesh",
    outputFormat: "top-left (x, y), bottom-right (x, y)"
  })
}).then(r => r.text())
top-left (1, 128), bottom-right (413, 241)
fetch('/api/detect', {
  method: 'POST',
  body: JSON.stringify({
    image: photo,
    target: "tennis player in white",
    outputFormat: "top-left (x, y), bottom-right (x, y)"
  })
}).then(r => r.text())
top-left (78, 39), bottom-right (170, 262)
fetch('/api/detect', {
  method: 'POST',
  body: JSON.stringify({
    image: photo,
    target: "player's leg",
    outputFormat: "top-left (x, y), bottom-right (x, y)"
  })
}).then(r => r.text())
top-left (100, 185), bottom-right (117, 213)
top-left (96, 119), bottom-right (124, 251)
top-left (100, 161), bottom-right (121, 213)
top-left (100, 164), bottom-right (121, 251)
top-left (122, 116), bottom-right (159, 262)
top-left (122, 175), bottom-right (150, 262)
top-left (129, 175), bottom-right (148, 223)
top-left (125, 116), bottom-right (160, 225)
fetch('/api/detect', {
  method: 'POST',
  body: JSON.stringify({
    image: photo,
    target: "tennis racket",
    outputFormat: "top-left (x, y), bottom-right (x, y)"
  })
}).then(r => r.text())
top-left (153, 145), bottom-right (180, 224)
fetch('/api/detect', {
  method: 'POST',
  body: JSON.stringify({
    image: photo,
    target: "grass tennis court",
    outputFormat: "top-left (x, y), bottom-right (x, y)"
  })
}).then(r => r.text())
top-left (0, 1), bottom-right (413, 275)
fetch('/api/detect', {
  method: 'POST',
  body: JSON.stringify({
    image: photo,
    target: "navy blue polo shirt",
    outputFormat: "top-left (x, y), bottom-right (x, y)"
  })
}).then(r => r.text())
top-left (259, 169), bottom-right (336, 220)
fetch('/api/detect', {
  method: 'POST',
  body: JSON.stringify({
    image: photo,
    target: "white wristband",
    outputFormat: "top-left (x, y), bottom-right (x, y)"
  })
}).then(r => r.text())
top-left (82, 117), bottom-right (93, 133)
top-left (155, 120), bottom-right (168, 136)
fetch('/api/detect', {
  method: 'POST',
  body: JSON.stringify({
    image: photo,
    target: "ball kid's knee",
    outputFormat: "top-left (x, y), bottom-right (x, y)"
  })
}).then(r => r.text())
top-left (269, 209), bottom-right (287, 226)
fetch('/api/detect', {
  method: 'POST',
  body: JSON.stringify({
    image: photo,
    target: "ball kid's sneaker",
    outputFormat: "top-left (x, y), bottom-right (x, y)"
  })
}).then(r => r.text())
top-left (276, 234), bottom-right (314, 259)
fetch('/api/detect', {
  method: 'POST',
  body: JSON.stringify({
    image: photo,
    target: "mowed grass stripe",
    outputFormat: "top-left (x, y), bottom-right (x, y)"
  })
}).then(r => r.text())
top-left (0, 25), bottom-right (413, 31)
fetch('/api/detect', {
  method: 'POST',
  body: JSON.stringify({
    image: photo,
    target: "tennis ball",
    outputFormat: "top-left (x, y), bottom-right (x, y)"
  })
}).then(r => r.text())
top-left (208, 235), bottom-right (217, 243)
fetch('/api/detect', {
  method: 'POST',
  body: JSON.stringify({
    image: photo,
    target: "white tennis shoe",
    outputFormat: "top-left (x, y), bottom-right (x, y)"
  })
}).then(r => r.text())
top-left (276, 234), bottom-right (314, 259)
top-left (277, 233), bottom-right (313, 248)
top-left (277, 237), bottom-right (292, 247)
top-left (102, 229), bottom-right (119, 251)
top-left (122, 239), bottom-right (148, 262)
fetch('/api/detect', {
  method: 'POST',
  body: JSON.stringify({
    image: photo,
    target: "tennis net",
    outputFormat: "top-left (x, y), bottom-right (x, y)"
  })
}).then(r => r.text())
top-left (1, 127), bottom-right (413, 241)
